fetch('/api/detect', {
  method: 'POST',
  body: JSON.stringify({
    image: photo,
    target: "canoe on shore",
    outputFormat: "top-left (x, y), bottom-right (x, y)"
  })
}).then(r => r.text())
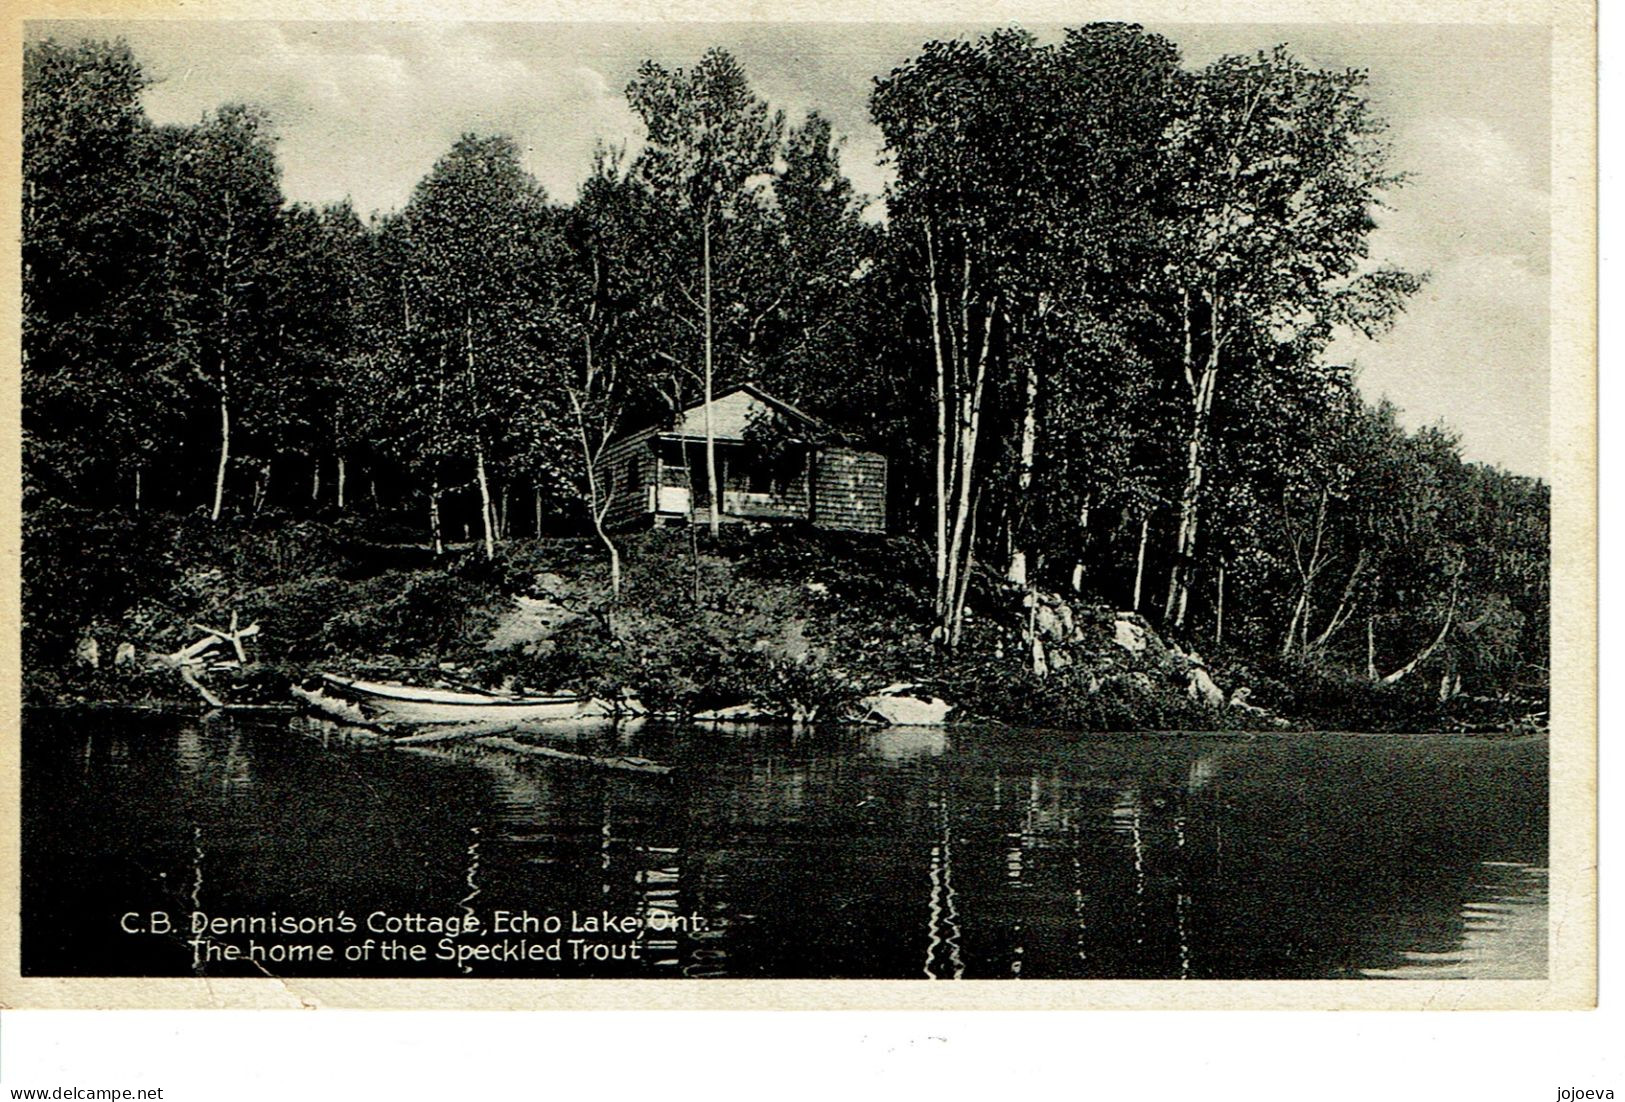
top-left (296, 673), bottom-right (618, 727)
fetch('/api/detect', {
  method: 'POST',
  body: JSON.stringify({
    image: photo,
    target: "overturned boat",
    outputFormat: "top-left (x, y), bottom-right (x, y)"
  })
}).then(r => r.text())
top-left (296, 672), bottom-right (619, 727)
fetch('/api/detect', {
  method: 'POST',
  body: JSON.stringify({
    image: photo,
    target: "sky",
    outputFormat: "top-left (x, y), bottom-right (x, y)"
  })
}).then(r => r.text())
top-left (31, 20), bottom-right (1553, 478)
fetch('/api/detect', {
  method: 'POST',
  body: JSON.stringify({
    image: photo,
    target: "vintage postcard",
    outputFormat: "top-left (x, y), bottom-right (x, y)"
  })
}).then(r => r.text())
top-left (0, 0), bottom-right (1596, 1011)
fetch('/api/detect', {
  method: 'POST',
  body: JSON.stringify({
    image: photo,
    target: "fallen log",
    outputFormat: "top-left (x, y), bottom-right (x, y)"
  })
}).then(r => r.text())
top-left (152, 613), bottom-right (262, 708)
top-left (475, 735), bottom-right (672, 776)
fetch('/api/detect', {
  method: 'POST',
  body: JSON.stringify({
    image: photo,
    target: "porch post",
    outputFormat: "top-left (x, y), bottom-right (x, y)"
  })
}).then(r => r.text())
top-left (652, 440), bottom-right (662, 518)
top-left (717, 447), bottom-right (727, 518)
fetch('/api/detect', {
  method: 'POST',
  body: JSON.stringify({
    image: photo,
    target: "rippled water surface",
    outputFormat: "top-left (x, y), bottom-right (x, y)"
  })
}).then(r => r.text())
top-left (22, 710), bottom-right (1547, 980)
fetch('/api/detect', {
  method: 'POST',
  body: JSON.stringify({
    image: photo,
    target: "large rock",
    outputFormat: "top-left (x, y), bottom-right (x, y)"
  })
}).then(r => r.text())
top-left (1113, 615), bottom-right (1150, 655)
top-left (74, 634), bottom-right (99, 669)
top-left (1030, 636), bottom-right (1049, 677)
top-left (1229, 686), bottom-right (1271, 717)
top-left (860, 683), bottom-right (953, 727)
top-left (1186, 664), bottom-right (1226, 708)
top-left (1035, 603), bottom-right (1066, 643)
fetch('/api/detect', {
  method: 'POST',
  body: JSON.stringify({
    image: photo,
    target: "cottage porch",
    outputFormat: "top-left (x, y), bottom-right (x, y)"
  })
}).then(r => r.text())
top-left (646, 436), bottom-right (813, 524)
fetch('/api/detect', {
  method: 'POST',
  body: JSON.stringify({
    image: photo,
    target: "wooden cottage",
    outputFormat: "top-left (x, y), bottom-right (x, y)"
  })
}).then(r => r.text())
top-left (599, 384), bottom-right (888, 534)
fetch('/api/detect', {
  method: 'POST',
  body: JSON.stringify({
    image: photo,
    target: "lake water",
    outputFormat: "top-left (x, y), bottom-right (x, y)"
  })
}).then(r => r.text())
top-left (21, 709), bottom-right (1548, 980)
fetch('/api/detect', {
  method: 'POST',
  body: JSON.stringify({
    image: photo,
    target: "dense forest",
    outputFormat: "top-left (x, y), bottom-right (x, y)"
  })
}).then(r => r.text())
top-left (21, 27), bottom-right (1549, 721)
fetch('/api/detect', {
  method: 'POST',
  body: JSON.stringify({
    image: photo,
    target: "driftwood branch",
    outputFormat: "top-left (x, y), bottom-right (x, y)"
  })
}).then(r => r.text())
top-left (155, 614), bottom-right (261, 707)
top-left (1377, 588), bottom-right (1458, 686)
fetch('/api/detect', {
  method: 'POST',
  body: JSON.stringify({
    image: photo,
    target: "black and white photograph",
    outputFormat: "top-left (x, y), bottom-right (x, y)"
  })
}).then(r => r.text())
top-left (5, 8), bottom-right (1593, 1012)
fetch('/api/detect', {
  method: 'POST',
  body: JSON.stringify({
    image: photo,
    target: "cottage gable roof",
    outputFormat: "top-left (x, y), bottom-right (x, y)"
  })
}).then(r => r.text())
top-left (666, 383), bottom-right (824, 442)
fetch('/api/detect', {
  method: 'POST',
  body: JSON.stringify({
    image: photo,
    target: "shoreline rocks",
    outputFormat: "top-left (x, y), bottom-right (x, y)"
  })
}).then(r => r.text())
top-left (858, 683), bottom-right (953, 727)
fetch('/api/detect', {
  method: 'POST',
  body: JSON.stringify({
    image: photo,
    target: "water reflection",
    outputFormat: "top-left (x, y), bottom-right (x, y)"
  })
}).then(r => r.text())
top-left (21, 711), bottom-right (1546, 980)
top-left (868, 726), bottom-right (949, 762)
top-left (1361, 862), bottom-right (1548, 979)
top-left (924, 781), bottom-right (964, 980)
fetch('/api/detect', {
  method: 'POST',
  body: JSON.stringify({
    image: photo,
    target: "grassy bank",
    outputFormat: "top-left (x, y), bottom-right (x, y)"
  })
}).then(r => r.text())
top-left (24, 510), bottom-right (1534, 732)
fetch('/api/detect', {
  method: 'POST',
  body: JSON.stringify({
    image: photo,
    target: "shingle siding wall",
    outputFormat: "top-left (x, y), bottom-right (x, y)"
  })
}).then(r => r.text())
top-left (601, 431), bottom-right (657, 530)
top-left (812, 447), bottom-right (887, 534)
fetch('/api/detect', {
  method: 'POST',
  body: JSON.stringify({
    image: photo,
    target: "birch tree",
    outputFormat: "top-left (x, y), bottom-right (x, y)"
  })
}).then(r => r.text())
top-left (873, 29), bottom-right (1177, 644)
top-left (872, 31), bottom-right (1038, 649)
top-left (396, 134), bottom-right (563, 559)
top-left (1157, 47), bottom-right (1421, 629)
top-left (1001, 25), bottom-right (1183, 591)
top-left (159, 105), bottom-right (284, 521)
top-left (558, 151), bottom-right (665, 605)
top-left (261, 200), bottom-right (369, 511)
top-left (626, 48), bottom-right (783, 537)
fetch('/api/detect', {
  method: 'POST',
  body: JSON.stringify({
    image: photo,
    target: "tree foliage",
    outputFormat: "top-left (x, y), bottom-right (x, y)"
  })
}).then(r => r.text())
top-left (19, 31), bottom-right (1548, 707)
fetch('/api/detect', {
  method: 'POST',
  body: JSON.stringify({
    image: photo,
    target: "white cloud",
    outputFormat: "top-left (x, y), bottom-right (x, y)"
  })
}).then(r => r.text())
top-left (1334, 109), bottom-right (1550, 475)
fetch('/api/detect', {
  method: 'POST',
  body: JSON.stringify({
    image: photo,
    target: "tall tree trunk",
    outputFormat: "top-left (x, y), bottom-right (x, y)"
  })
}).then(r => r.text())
top-left (687, 465), bottom-right (702, 606)
top-left (336, 455), bottom-right (346, 510)
top-left (1307, 550), bottom-right (1368, 654)
top-left (1132, 515), bottom-right (1148, 612)
top-left (211, 359), bottom-right (230, 522)
top-left (566, 344), bottom-right (623, 612)
top-left (1282, 490), bottom-right (1351, 657)
top-left (311, 458), bottom-right (321, 502)
top-left (938, 299), bottom-right (995, 650)
top-left (948, 486), bottom-right (982, 651)
top-left (1069, 498), bottom-right (1091, 593)
top-left (133, 465), bottom-right (142, 514)
top-left (924, 224), bottom-right (949, 617)
top-left (1164, 287), bottom-right (1220, 629)
top-left (474, 444), bottom-right (496, 561)
top-left (1164, 437), bottom-right (1203, 626)
top-left (1281, 591), bottom-right (1308, 657)
top-left (252, 461), bottom-right (271, 516)
top-left (429, 474), bottom-right (444, 557)
top-left (588, 475), bottom-right (622, 605)
top-left (1007, 351), bottom-right (1040, 587)
top-left (465, 308), bottom-right (495, 560)
top-left (1026, 577), bottom-right (1046, 678)
top-left (584, 439), bottom-right (622, 609)
top-left (1175, 513), bottom-right (1198, 627)
top-left (589, 501), bottom-right (622, 608)
top-left (1215, 563), bottom-right (1225, 646)
top-left (534, 487), bottom-right (543, 539)
top-left (702, 207), bottom-right (720, 538)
